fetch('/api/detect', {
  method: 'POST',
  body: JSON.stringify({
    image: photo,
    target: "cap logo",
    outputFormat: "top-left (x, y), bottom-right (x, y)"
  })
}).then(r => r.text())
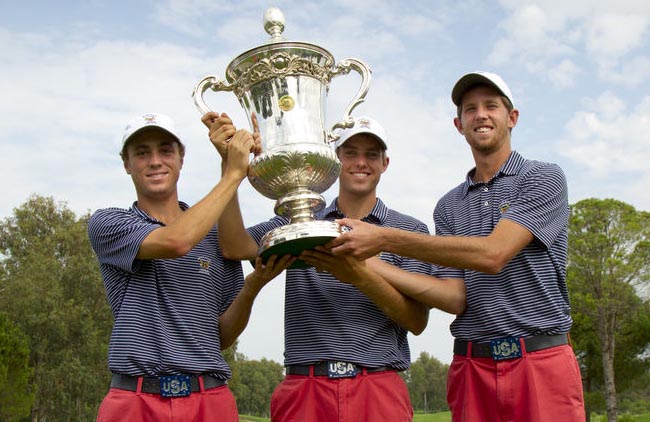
top-left (358, 118), bottom-right (372, 129)
top-left (142, 114), bottom-right (158, 125)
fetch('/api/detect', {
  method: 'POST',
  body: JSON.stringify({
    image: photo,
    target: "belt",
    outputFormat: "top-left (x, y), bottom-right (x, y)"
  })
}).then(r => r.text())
top-left (110, 374), bottom-right (227, 395)
top-left (454, 334), bottom-right (569, 359)
top-left (286, 362), bottom-right (395, 377)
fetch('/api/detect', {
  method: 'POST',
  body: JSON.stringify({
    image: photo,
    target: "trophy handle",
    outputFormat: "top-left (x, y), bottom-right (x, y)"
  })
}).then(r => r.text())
top-left (192, 75), bottom-right (235, 115)
top-left (327, 58), bottom-right (372, 142)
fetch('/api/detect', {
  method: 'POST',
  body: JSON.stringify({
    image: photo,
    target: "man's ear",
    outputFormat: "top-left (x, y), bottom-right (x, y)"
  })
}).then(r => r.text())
top-left (381, 155), bottom-right (390, 173)
top-left (508, 109), bottom-right (519, 129)
top-left (453, 117), bottom-right (464, 135)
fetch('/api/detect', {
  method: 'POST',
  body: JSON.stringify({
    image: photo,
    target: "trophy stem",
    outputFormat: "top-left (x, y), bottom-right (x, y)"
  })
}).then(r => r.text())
top-left (274, 188), bottom-right (325, 224)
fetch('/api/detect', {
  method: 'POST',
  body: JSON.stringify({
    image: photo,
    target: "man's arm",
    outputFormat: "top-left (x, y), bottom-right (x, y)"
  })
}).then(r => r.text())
top-left (300, 247), bottom-right (430, 335)
top-left (202, 111), bottom-right (259, 261)
top-left (137, 130), bottom-right (255, 259)
top-left (367, 259), bottom-right (465, 315)
top-left (329, 218), bottom-right (533, 274)
top-left (219, 255), bottom-right (295, 350)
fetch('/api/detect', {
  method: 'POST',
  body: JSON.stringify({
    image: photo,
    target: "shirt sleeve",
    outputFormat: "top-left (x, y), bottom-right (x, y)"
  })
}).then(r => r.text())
top-left (87, 208), bottom-right (159, 273)
top-left (501, 162), bottom-right (569, 250)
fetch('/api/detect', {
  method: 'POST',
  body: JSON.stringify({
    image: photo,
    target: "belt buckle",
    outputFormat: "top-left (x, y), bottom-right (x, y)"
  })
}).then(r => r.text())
top-left (327, 361), bottom-right (357, 378)
top-left (490, 336), bottom-right (522, 360)
top-left (160, 375), bottom-right (192, 398)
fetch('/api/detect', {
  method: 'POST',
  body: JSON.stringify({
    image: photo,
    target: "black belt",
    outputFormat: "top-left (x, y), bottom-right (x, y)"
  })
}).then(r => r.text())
top-left (110, 374), bottom-right (227, 394)
top-left (454, 334), bottom-right (569, 358)
top-left (286, 362), bottom-right (394, 377)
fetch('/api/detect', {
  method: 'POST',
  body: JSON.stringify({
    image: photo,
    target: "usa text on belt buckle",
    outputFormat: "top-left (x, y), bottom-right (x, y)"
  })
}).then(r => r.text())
top-left (327, 361), bottom-right (357, 378)
top-left (490, 336), bottom-right (522, 360)
top-left (160, 375), bottom-right (192, 398)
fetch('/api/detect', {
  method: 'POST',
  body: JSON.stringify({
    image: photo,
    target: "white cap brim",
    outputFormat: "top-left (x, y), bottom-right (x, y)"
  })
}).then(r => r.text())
top-left (451, 71), bottom-right (515, 108)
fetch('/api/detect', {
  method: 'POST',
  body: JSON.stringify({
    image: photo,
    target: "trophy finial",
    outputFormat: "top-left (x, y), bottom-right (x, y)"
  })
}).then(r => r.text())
top-left (264, 7), bottom-right (285, 42)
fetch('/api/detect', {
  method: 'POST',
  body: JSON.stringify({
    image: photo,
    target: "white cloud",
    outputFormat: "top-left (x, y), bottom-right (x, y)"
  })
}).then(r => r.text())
top-left (490, 3), bottom-right (575, 64)
top-left (598, 55), bottom-right (650, 86)
top-left (558, 92), bottom-right (650, 210)
top-left (548, 59), bottom-right (580, 88)
top-left (584, 13), bottom-right (648, 58)
top-left (0, 25), bottom-right (237, 218)
top-left (490, 1), bottom-right (650, 88)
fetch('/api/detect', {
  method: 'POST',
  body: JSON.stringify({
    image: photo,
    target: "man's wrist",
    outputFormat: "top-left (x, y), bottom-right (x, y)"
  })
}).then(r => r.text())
top-left (377, 226), bottom-right (391, 254)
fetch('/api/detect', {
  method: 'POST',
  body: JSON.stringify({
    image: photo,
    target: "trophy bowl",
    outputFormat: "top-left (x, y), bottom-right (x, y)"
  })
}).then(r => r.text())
top-left (192, 7), bottom-right (371, 267)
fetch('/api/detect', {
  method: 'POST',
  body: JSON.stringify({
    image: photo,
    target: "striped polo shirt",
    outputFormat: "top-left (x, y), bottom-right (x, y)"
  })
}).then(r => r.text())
top-left (87, 202), bottom-right (244, 379)
top-left (433, 151), bottom-right (572, 341)
top-left (248, 198), bottom-right (433, 370)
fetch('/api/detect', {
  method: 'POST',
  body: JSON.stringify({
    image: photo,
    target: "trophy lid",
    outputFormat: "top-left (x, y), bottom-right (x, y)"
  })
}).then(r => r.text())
top-left (223, 8), bottom-right (335, 89)
top-left (263, 7), bottom-right (285, 43)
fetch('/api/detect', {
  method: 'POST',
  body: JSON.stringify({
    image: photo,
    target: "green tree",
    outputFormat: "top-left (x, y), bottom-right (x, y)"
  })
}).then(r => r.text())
top-left (229, 356), bottom-right (284, 417)
top-left (402, 352), bottom-right (449, 413)
top-left (0, 312), bottom-right (34, 420)
top-left (0, 195), bottom-right (112, 421)
top-left (568, 198), bottom-right (650, 422)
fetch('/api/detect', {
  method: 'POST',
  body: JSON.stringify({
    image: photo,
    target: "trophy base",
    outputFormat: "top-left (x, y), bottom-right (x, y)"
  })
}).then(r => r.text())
top-left (259, 220), bottom-right (342, 269)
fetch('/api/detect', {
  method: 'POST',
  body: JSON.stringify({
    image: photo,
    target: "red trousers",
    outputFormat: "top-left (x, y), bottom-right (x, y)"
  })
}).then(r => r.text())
top-left (447, 344), bottom-right (585, 422)
top-left (270, 369), bottom-right (413, 422)
top-left (96, 383), bottom-right (238, 422)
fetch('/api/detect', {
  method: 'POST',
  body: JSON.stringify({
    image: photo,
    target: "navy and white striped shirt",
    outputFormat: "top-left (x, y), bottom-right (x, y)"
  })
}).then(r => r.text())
top-left (434, 151), bottom-right (572, 341)
top-left (87, 202), bottom-right (244, 379)
top-left (248, 198), bottom-right (433, 370)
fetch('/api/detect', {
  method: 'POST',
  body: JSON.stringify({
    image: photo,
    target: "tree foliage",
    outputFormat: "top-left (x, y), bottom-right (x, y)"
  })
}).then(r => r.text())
top-left (0, 195), bottom-right (112, 421)
top-left (568, 198), bottom-right (650, 421)
top-left (230, 356), bottom-right (284, 417)
top-left (402, 351), bottom-right (449, 413)
top-left (0, 312), bottom-right (34, 420)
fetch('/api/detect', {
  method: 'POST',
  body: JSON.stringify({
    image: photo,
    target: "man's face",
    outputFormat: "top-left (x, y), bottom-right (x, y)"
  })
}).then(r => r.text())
top-left (337, 134), bottom-right (388, 197)
top-left (454, 85), bottom-right (518, 154)
top-left (122, 130), bottom-right (184, 200)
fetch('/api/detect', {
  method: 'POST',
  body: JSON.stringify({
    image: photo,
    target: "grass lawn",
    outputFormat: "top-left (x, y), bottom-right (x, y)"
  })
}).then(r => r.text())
top-left (591, 414), bottom-right (650, 422)
top-left (239, 416), bottom-right (269, 422)
top-left (414, 411), bottom-right (452, 421)
top-left (240, 411), bottom-right (650, 421)
top-left (239, 412), bottom-right (453, 421)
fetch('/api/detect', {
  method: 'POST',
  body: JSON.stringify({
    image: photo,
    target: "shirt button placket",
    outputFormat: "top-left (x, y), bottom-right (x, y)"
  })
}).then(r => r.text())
top-left (481, 185), bottom-right (493, 233)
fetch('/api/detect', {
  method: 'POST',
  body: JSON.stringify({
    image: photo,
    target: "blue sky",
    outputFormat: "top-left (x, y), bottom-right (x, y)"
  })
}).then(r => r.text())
top-left (1, 0), bottom-right (649, 365)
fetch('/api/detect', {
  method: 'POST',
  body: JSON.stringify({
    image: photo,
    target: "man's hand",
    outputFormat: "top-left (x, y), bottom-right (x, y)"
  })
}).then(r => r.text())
top-left (224, 129), bottom-right (254, 181)
top-left (201, 112), bottom-right (236, 158)
top-left (327, 218), bottom-right (386, 260)
top-left (246, 254), bottom-right (295, 290)
top-left (300, 245), bottom-right (369, 285)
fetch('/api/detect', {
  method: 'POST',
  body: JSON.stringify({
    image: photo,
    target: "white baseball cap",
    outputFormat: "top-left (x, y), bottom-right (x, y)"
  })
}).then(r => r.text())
top-left (120, 112), bottom-right (183, 154)
top-left (335, 116), bottom-right (388, 150)
top-left (451, 71), bottom-right (515, 108)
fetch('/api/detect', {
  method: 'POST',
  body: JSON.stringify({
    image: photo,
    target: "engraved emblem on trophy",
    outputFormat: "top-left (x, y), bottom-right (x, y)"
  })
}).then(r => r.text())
top-left (192, 7), bottom-right (371, 267)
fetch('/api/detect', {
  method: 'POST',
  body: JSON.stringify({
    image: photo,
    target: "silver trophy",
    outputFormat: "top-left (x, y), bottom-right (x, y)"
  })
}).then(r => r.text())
top-left (192, 7), bottom-right (371, 267)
